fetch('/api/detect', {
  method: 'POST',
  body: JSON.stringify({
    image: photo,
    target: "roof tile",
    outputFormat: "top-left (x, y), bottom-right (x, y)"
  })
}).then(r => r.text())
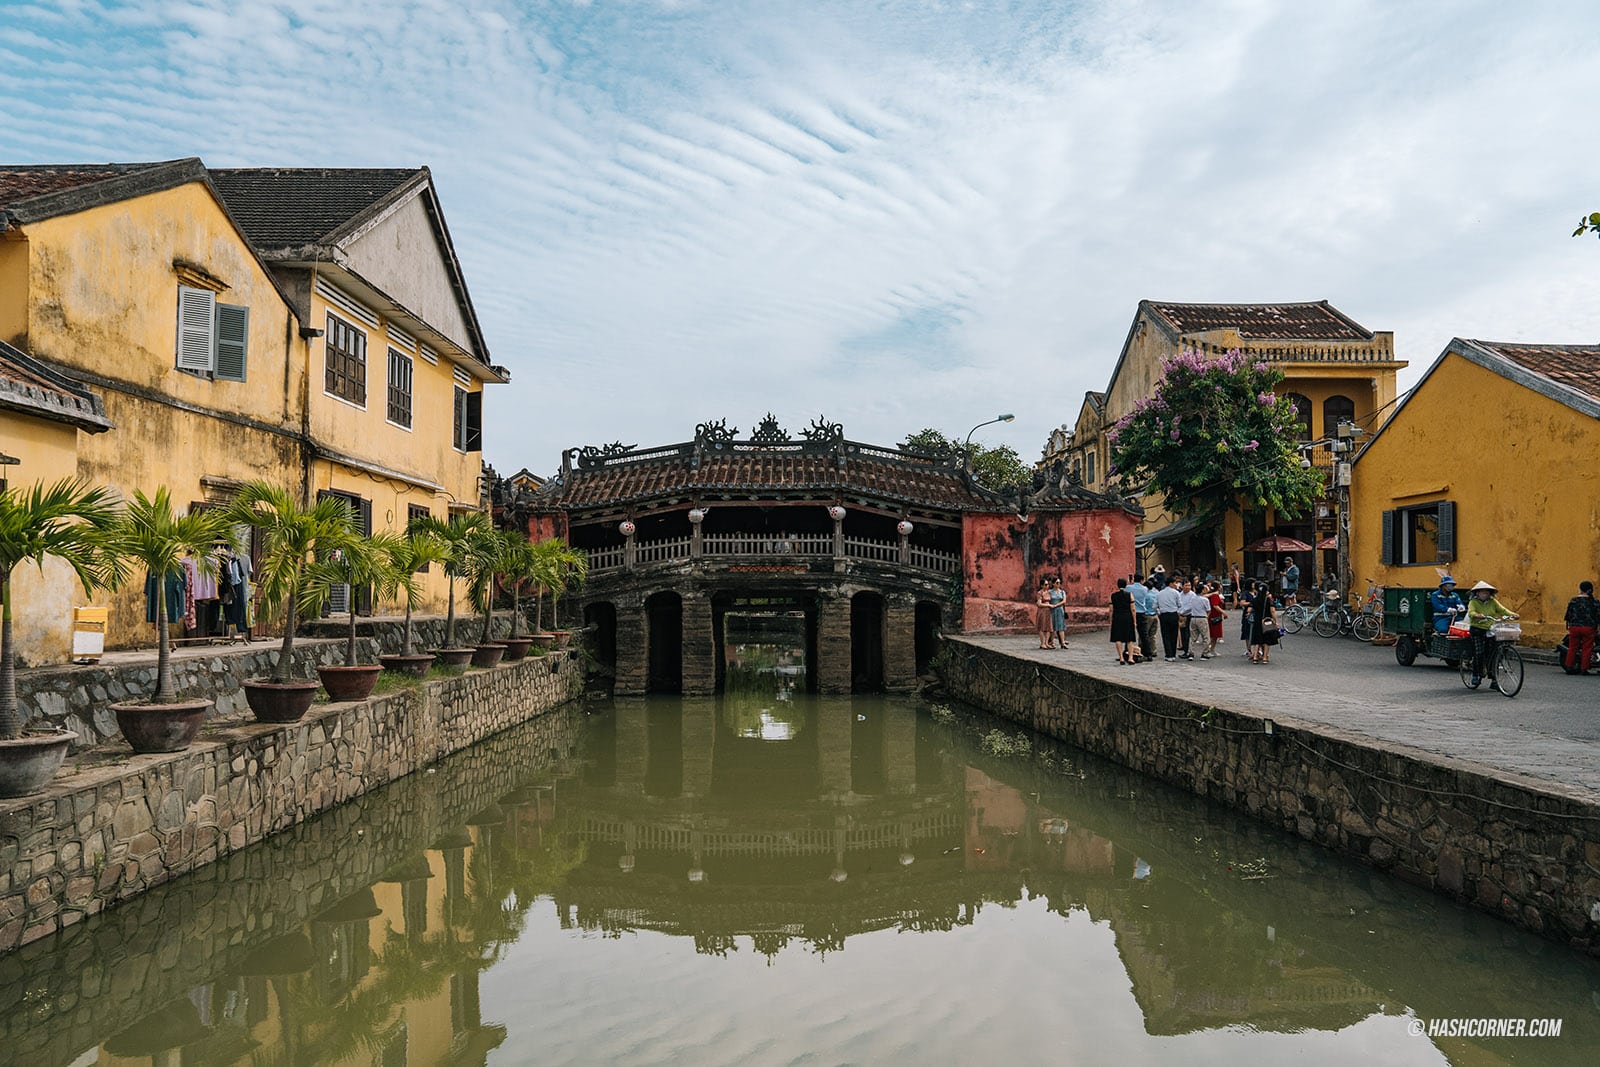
top-left (1146, 300), bottom-right (1372, 340)
top-left (209, 167), bottom-right (424, 247)
top-left (1469, 341), bottom-right (1600, 405)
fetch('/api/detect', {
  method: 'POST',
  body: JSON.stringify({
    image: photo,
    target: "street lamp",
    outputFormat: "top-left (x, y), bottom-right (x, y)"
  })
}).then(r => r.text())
top-left (963, 413), bottom-right (1015, 474)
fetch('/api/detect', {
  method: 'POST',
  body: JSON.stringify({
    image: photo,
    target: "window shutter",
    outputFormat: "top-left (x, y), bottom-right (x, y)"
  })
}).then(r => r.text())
top-left (214, 303), bottom-right (249, 381)
top-left (1380, 510), bottom-right (1395, 565)
top-left (358, 496), bottom-right (372, 536)
top-left (1436, 501), bottom-right (1455, 561)
top-left (176, 285), bottom-right (215, 372)
top-left (465, 390), bottom-right (483, 451)
top-left (453, 386), bottom-right (466, 451)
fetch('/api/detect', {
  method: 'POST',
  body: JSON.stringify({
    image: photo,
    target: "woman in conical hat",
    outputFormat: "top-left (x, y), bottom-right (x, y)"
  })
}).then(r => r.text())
top-left (1465, 580), bottom-right (1516, 689)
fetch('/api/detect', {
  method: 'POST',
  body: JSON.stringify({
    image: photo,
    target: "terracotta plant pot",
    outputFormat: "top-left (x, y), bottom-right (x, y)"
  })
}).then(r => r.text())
top-left (316, 664), bottom-right (383, 702)
top-left (527, 633), bottom-right (556, 651)
top-left (380, 653), bottom-right (436, 677)
top-left (551, 630), bottom-right (573, 649)
top-left (500, 636), bottom-right (535, 661)
top-left (111, 698), bottom-right (211, 754)
top-left (0, 731), bottom-right (75, 798)
top-left (242, 679), bottom-right (320, 724)
top-left (430, 647), bottom-right (476, 668)
top-left (471, 643), bottom-right (507, 668)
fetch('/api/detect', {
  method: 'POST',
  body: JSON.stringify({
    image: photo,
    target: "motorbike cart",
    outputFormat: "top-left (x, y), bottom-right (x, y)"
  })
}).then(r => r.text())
top-left (1385, 587), bottom-right (1524, 697)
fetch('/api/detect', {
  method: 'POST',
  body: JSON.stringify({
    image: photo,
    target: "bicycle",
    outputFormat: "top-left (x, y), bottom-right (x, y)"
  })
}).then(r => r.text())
top-left (1350, 579), bottom-right (1384, 643)
top-left (1458, 617), bottom-right (1524, 697)
top-left (1295, 593), bottom-right (1353, 638)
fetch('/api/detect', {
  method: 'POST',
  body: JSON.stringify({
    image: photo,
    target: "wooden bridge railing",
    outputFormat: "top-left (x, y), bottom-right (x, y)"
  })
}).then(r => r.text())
top-left (586, 533), bottom-right (960, 576)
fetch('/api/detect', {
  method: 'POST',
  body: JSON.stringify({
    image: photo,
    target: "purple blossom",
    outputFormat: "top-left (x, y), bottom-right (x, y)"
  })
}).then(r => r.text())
top-left (1258, 391), bottom-right (1275, 406)
top-left (1169, 429), bottom-right (1180, 441)
top-left (1243, 439), bottom-right (1260, 451)
top-left (1253, 361), bottom-right (1269, 373)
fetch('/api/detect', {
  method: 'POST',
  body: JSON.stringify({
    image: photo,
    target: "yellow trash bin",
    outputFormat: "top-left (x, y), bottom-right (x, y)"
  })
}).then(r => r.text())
top-left (72, 606), bottom-right (108, 664)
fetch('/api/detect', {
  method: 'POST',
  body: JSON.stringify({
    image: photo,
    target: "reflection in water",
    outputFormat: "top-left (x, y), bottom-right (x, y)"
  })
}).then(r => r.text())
top-left (6, 690), bottom-right (1600, 1065)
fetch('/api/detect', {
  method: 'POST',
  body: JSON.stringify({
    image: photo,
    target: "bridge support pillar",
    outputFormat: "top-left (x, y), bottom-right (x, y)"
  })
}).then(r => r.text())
top-left (885, 592), bottom-right (917, 692)
top-left (681, 591), bottom-right (716, 697)
top-left (817, 591), bottom-right (852, 694)
top-left (615, 597), bottom-right (648, 696)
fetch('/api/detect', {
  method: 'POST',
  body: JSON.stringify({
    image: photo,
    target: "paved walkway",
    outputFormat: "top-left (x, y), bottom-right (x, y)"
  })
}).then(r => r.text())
top-left (956, 629), bottom-right (1600, 800)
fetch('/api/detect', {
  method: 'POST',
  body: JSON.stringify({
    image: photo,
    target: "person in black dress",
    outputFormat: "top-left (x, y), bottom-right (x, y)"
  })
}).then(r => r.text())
top-left (1110, 577), bottom-right (1138, 664)
top-left (1248, 581), bottom-right (1278, 664)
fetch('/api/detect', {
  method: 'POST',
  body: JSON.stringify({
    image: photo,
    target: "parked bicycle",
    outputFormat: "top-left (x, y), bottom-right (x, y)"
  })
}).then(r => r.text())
top-left (1284, 589), bottom-right (1380, 640)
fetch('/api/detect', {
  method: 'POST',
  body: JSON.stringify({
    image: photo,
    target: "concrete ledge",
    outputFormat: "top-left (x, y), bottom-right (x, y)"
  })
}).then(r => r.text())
top-left (935, 637), bottom-right (1600, 956)
top-left (0, 652), bottom-right (585, 952)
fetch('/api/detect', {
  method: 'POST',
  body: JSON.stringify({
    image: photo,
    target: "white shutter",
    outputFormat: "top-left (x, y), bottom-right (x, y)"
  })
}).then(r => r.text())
top-left (329, 583), bottom-right (350, 616)
top-left (176, 285), bottom-right (216, 372)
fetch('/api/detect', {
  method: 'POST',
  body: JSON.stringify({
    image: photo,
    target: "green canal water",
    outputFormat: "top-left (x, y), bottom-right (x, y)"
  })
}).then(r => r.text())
top-left (3, 654), bottom-right (1599, 1066)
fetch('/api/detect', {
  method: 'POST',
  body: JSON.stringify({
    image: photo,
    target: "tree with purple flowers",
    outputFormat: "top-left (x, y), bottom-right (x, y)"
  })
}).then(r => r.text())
top-left (1107, 347), bottom-right (1325, 521)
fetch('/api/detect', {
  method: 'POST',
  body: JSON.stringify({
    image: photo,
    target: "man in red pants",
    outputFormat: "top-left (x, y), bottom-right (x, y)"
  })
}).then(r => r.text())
top-left (1565, 580), bottom-right (1598, 675)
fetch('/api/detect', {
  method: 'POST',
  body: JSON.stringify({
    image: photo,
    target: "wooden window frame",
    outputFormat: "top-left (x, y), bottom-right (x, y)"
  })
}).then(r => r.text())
top-left (386, 347), bottom-right (414, 428)
top-left (325, 313), bottom-right (368, 406)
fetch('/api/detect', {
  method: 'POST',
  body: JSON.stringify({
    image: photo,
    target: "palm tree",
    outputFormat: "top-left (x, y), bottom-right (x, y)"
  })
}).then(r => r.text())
top-left (227, 482), bottom-right (357, 684)
top-left (411, 511), bottom-right (489, 649)
top-left (304, 530), bottom-right (405, 666)
top-left (500, 532), bottom-right (534, 640)
top-left (529, 538), bottom-right (588, 634)
top-left (462, 526), bottom-right (510, 647)
top-left (0, 480), bottom-right (119, 739)
top-left (383, 529), bottom-right (450, 657)
top-left (102, 488), bottom-right (237, 702)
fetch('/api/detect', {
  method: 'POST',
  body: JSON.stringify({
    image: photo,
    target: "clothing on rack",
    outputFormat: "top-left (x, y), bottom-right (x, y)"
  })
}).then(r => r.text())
top-left (144, 569), bottom-right (185, 623)
top-left (180, 555), bottom-right (199, 631)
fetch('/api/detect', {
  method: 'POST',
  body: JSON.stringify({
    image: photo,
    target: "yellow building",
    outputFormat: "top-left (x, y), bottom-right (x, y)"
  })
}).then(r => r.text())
top-left (0, 159), bottom-right (503, 657)
top-left (0, 339), bottom-right (114, 665)
top-left (1073, 300), bottom-right (1405, 586)
top-left (1351, 338), bottom-right (1600, 647)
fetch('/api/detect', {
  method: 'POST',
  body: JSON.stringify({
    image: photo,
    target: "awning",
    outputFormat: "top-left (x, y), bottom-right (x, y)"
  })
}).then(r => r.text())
top-left (1135, 512), bottom-right (1215, 549)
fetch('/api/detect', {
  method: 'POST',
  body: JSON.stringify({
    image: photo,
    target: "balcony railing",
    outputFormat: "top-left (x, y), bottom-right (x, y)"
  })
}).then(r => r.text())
top-left (587, 534), bottom-right (960, 576)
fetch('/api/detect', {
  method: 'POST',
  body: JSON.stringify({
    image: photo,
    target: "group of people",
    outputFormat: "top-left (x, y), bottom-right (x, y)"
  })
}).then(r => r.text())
top-left (1034, 578), bottom-right (1070, 649)
top-left (1105, 570), bottom-right (1280, 665)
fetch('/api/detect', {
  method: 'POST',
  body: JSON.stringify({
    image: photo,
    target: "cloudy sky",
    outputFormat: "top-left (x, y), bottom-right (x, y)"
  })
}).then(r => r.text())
top-left (5, 0), bottom-right (1599, 474)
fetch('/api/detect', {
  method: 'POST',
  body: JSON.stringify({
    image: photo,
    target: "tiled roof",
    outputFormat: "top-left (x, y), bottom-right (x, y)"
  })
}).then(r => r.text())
top-left (546, 446), bottom-right (1006, 512)
top-left (0, 340), bottom-right (113, 433)
top-left (1467, 341), bottom-right (1600, 405)
top-left (1145, 300), bottom-right (1372, 340)
top-left (0, 162), bottom-right (167, 209)
top-left (209, 167), bottom-right (426, 247)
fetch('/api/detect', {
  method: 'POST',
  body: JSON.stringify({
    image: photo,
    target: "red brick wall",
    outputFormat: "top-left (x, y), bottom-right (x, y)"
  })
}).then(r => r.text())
top-left (961, 508), bottom-right (1138, 632)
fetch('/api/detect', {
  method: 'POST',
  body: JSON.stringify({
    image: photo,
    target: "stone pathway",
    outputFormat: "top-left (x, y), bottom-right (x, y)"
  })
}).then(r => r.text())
top-left (955, 630), bottom-right (1600, 800)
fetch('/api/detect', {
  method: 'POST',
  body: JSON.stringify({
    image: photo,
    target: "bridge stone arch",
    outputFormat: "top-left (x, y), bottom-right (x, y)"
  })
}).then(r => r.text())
top-left (513, 416), bottom-right (1142, 695)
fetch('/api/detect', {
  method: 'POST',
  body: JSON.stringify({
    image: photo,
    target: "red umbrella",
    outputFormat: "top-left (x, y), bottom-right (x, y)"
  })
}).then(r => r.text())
top-left (1316, 536), bottom-right (1337, 550)
top-left (1244, 535), bottom-right (1313, 553)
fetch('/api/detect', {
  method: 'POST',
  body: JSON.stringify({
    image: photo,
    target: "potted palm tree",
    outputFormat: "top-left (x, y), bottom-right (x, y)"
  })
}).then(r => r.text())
top-left (535, 538), bottom-right (588, 649)
top-left (0, 480), bottom-right (118, 797)
top-left (379, 528), bottom-right (448, 677)
top-left (413, 511), bottom-right (489, 668)
top-left (497, 531), bottom-right (536, 662)
top-left (103, 488), bottom-right (237, 752)
top-left (463, 525), bottom-right (510, 668)
top-left (307, 529), bottom-right (403, 702)
top-left (227, 481), bottom-right (357, 723)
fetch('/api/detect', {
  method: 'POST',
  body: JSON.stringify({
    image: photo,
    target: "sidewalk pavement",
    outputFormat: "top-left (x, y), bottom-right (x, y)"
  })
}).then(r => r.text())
top-left (955, 629), bottom-right (1600, 799)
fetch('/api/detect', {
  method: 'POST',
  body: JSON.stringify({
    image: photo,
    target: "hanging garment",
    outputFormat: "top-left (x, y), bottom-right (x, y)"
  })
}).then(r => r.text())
top-left (181, 556), bottom-right (199, 631)
top-left (192, 553), bottom-right (219, 601)
top-left (144, 569), bottom-right (185, 623)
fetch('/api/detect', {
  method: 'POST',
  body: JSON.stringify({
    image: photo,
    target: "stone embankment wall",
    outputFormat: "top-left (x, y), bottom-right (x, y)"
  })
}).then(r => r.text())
top-left (936, 639), bottom-right (1600, 956)
top-left (0, 652), bottom-right (584, 952)
top-left (298, 614), bottom-right (515, 655)
top-left (0, 697), bottom-right (586, 1067)
top-left (21, 641), bottom-right (350, 749)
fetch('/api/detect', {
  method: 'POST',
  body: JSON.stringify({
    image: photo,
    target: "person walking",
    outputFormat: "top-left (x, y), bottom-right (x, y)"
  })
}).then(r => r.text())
top-left (1248, 581), bottom-right (1278, 664)
top-left (1110, 578), bottom-right (1137, 664)
top-left (1155, 578), bottom-right (1182, 661)
top-left (1239, 579), bottom-right (1255, 655)
top-left (1034, 579), bottom-right (1053, 649)
top-left (1049, 578), bottom-right (1070, 649)
top-left (1564, 580), bottom-right (1597, 675)
top-left (1281, 556), bottom-right (1300, 599)
top-left (1228, 562), bottom-right (1244, 607)
top-left (1465, 580), bottom-right (1517, 690)
top-left (1126, 574), bottom-right (1154, 663)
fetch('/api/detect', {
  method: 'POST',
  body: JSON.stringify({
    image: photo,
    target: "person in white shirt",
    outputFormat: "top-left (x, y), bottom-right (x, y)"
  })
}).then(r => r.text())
top-left (1181, 581), bottom-right (1209, 660)
top-left (1155, 581), bottom-right (1183, 660)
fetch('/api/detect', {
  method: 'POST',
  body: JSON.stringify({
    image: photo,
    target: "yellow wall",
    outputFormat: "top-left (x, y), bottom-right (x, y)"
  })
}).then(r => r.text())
top-left (0, 235), bottom-right (27, 345)
top-left (14, 182), bottom-right (308, 649)
top-left (1351, 352), bottom-right (1600, 646)
top-left (0, 414), bottom-right (87, 665)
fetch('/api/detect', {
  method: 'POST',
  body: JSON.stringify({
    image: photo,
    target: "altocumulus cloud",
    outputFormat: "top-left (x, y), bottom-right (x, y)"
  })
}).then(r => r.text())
top-left (3, 0), bottom-right (1599, 471)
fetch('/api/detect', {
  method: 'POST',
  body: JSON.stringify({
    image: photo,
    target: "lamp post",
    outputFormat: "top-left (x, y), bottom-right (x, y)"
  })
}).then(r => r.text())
top-left (962, 413), bottom-right (1015, 475)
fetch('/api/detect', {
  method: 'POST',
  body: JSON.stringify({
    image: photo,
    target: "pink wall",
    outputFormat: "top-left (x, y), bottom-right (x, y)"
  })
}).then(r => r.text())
top-left (526, 512), bottom-right (567, 542)
top-left (961, 508), bottom-right (1139, 633)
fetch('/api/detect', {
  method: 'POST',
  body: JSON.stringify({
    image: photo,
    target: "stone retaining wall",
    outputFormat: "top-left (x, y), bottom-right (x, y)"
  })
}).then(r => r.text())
top-left (20, 640), bottom-right (350, 749)
top-left (0, 704), bottom-right (585, 1067)
top-left (0, 651), bottom-right (585, 952)
top-left (935, 638), bottom-right (1600, 956)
